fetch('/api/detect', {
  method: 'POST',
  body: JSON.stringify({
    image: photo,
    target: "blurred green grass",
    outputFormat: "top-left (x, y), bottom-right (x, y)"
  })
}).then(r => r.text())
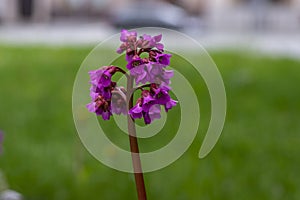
top-left (0, 46), bottom-right (300, 200)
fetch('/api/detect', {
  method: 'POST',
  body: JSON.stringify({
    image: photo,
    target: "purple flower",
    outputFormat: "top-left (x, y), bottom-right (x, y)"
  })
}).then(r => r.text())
top-left (116, 43), bottom-right (127, 54)
top-left (117, 30), bottom-right (137, 54)
top-left (89, 66), bottom-right (116, 87)
top-left (129, 91), bottom-right (158, 124)
top-left (87, 95), bottom-right (112, 120)
top-left (111, 87), bottom-right (127, 115)
top-left (91, 81), bottom-right (116, 100)
top-left (141, 34), bottom-right (164, 50)
top-left (143, 112), bottom-right (151, 124)
top-left (129, 84), bottom-right (176, 124)
top-left (154, 53), bottom-right (172, 66)
top-left (164, 99), bottom-right (177, 112)
top-left (117, 30), bottom-right (173, 88)
top-left (148, 104), bottom-right (161, 121)
top-left (161, 70), bottom-right (174, 84)
top-left (143, 104), bottom-right (162, 124)
top-left (130, 63), bottom-right (173, 85)
top-left (151, 84), bottom-right (178, 112)
top-left (120, 29), bottom-right (137, 42)
top-left (89, 66), bottom-right (118, 99)
top-left (129, 98), bottom-right (143, 119)
top-left (141, 90), bottom-right (156, 112)
top-left (88, 30), bottom-right (177, 125)
top-left (99, 70), bottom-right (112, 87)
top-left (153, 87), bottom-right (171, 105)
top-left (88, 68), bottom-right (105, 85)
top-left (126, 55), bottom-right (144, 70)
top-left (150, 64), bottom-right (174, 84)
top-left (87, 66), bottom-right (121, 119)
top-left (130, 63), bottom-right (151, 85)
top-left (129, 96), bottom-right (159, 125)
top-left (126, 52), bottom-right (135, 62)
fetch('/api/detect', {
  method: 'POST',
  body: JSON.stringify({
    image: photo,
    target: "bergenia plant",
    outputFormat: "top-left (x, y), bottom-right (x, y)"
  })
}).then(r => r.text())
top-left (87, 30), bottom-right (177, 200)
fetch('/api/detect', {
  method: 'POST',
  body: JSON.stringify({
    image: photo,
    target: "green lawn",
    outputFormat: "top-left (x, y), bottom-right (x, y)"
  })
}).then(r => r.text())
top-left (0, 46), bottom-right (300, 200)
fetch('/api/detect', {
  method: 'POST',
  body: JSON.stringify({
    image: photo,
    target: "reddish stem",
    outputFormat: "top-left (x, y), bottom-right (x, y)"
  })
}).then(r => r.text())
top-left (127, 75), bottom-right (147, 200)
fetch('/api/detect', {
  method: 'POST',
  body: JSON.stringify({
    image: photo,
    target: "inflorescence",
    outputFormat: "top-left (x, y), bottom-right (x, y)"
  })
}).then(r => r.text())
top-left (87, 30), bottom-right (177, 124)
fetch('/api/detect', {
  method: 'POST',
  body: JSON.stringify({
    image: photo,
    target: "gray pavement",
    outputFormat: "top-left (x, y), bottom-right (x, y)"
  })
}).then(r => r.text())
top-left (0, 22), bottom-right (299, 60)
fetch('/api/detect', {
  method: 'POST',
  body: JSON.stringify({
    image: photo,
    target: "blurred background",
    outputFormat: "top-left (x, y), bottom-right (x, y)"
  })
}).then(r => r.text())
top-left (0, 0), bottom-right (299, 53)
top-left (1, 0), bottom-right (300, 200)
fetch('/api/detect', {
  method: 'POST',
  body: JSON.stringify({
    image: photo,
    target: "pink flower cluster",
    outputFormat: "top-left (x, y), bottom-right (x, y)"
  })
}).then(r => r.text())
top-left (87, 30), bottom-right (177, 124)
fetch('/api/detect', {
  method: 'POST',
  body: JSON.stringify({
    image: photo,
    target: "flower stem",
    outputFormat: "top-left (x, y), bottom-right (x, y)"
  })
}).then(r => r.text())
top-left (127, 75), bottom-right (147, 200)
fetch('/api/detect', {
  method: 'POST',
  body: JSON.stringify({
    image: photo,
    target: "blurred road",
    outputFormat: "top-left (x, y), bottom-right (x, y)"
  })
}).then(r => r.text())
top-left (0, 22), bottom-right (300, 59)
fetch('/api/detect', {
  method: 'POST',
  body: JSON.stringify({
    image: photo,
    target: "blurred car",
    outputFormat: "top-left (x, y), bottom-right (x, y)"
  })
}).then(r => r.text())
top-left (110, 1), bottom-right (187, 30)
